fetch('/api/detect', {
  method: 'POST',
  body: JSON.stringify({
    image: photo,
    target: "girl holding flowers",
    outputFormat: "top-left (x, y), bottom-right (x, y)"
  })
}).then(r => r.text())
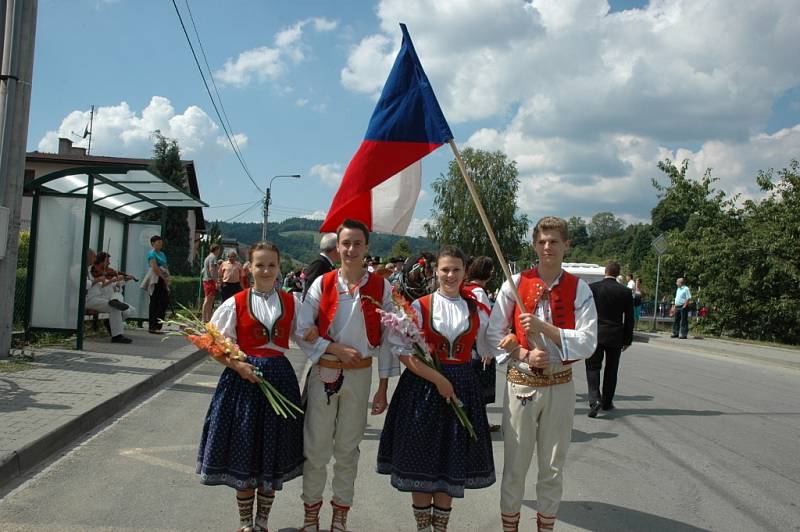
top-left (197, 241), bottom-right (312, 532)
top-left (377, 245), bottom-right (496, 531)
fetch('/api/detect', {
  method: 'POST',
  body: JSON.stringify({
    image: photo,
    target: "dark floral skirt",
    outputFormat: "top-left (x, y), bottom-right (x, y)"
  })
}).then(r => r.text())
top-left (377, 364), bottom-right (495, 497)
top-left (197, 356), bottom-right (304, 491)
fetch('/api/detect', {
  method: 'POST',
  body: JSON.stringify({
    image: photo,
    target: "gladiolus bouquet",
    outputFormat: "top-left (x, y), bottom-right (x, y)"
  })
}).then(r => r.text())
top-left (162, 306), bottom-right (303, 419)
top-left (376, 290), bottom-right (476, 440)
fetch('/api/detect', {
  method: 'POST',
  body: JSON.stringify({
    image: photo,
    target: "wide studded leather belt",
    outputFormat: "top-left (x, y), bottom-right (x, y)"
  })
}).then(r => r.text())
top-left (507, 365), bottom-right (572, 387)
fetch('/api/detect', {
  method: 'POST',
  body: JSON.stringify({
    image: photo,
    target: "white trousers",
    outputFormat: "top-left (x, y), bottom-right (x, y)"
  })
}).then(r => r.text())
top-left (85, 294), bottom-right (134, 337)
top-left (302, 364), bottom-right (372, 507)
top-left (500, 365), bottom-right (575, 517)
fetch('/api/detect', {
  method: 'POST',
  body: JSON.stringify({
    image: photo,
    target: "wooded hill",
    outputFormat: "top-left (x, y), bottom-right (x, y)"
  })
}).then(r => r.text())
top-left (214, 217), bottom-right (433, 265)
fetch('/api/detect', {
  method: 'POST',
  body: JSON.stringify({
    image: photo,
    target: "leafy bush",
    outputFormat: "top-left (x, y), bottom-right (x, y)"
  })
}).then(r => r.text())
top-left (169, 276), bottom-right (202, 309)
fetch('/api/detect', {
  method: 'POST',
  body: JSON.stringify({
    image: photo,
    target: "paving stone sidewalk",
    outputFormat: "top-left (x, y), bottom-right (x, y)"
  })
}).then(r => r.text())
top-left (0, 329), bottom-right (204, 490)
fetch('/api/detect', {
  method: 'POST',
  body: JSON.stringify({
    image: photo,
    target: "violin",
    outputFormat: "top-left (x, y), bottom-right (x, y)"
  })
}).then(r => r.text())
top-left (91, 264), bottom-right (138, 282)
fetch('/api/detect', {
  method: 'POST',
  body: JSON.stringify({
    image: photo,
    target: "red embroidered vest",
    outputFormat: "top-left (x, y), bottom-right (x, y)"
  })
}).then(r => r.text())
top-left (418, 293), bottom-right (480, 365)
top-left (234, 289), bottom-right (295, 357)
top-left (317, 269), bottom-right (385, 348)
top-left (513, 269), bottom-right (578, 363)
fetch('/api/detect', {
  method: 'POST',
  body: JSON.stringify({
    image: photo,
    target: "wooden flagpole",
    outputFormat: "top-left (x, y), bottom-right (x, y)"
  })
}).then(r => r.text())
top-left (447, 139), bottom-right (546, 350)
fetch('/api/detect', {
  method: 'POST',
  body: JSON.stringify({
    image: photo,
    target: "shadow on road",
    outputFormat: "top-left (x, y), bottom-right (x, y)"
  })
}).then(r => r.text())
top-left (584, 407), bottom-right (723, 418)
top-left (575, 393), bottom-right (655, 403)
top-left (571, 428), bottom-right (618, 442)
top-left (524, 500), bottom-right (711, 531)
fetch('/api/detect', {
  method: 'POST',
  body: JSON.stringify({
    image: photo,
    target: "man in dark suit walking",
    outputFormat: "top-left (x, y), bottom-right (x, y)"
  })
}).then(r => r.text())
top-left (302, 232), bottom-right (339, 300)
top-left (586, 260), bottom-right (634, 417)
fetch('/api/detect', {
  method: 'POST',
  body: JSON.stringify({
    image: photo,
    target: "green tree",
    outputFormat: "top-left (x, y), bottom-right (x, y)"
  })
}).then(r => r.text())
top-left (566, 216), bottom-right (589, 248)
top-left (587, 212), bottom-right (625, 241)
top-left (425, 148), bottom-right (530, 262)
top-left (207, 222), bottom-right (222, 248)
top-left (150, 132), bottom-right (192, 275)
top-left (651, 159), bottom-right (730, 233)
top-left (390, 238), bottom-right (412, 260)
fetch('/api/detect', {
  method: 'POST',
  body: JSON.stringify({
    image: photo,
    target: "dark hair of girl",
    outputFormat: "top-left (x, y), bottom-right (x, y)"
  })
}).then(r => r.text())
top-left (436, 245), bottom-right (467, 265)
top-left (248, 241), bottom-right (281, 263)
top-left (466, 255), bottom-right (494, 282)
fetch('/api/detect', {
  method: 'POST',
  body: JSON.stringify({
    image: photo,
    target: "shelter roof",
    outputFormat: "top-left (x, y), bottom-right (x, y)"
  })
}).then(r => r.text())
top-left (26, 149), bottom-right (206, 230)
top-left (25, 165), bottom-right (207, 218)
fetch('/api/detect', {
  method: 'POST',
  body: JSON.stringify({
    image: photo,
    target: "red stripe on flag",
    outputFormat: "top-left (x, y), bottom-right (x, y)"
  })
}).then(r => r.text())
top-left (320, 139), bottom-right (441, 232)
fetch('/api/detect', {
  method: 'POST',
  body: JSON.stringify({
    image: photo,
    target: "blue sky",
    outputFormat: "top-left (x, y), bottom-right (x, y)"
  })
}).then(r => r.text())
top-left (28, 0), bottom-right (800, 233)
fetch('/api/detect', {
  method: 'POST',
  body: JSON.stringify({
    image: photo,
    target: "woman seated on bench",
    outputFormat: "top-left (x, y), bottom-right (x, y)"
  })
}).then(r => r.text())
top-left (86, 251), bottom-right (136, 344)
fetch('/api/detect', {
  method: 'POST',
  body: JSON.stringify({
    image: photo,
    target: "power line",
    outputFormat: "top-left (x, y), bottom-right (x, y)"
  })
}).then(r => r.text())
top-left (170, 0), bottom-right (263, 194)
top-left (223, 199), bottom-right (263, 223)
top-left (182, 0), bottom-right (252, 179)
top-left (205, 200), bottom-right (259, 209)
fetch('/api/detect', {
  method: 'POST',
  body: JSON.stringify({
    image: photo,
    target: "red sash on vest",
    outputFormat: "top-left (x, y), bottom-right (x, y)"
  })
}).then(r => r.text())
top-left (462, 283), bottom-right (491, 315)
top-left (418, 293), bottom-right (480, 365)
top-left (513, 269), bottom-right (578, 364)
top-left (317, 269), bottom-right (385, 348)
top-left (234, 289), bottom-right (295, 357)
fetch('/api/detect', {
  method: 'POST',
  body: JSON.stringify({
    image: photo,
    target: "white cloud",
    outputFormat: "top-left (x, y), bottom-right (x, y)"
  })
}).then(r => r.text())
top-left (344, 0), bottom-right (800, 222)
top-left (406, 217), bottom-right (430, 237)
top-left (215, 46), bottom-right (283, 87)
top-left (216, 132), bottom-right (249, 152)
top-left (312, 17), bottom-right (338, 32)
top-left (309, 162), bottom-right (344, 186)
top-left (36, 96), bottom-right (246, 158)
top-left (217, 17), bottom-right (339, 87)
top-left (295, 98), bottom-right (309, 107)
top-left (301, 210), bottom-right (328, 221)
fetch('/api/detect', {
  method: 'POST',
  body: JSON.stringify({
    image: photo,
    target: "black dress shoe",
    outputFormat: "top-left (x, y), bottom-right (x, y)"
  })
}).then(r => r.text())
top-left (679, 336), bottom-right (687, 339)
top-left (670, 334), bottom-right (679, 338)
top-left (601, 402), bottom-right (615, 411)
top-left (108, 299), bottom-right (129, 311)
top-left (588, 403), bottom-right (601, 418)
top-left (148, 329), bottom-right (164, 335)
top-left (111, 335), bottom-right (133, 343)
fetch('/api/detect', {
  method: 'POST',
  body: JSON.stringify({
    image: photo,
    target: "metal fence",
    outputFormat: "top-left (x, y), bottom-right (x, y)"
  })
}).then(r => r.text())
top-left (13, 268), bottom-right (26, 330)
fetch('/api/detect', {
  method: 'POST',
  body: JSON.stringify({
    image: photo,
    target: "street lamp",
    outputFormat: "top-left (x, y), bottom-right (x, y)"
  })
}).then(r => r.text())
top-left (650, 233), bottom-right (668, 331)
top-left (262, 174), bottom-right (301, 241)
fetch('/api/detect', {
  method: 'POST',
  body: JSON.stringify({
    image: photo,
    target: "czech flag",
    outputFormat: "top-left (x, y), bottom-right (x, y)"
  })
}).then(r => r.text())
top-left (320, 23), bottom-right (453, 234)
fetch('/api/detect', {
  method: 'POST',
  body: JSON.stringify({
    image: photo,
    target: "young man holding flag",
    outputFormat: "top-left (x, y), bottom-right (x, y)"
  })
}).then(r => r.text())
top-left (306, 22), bottom-right (479, 530)
top-left (295, 219), bottom-right (399, 532)
top-left (488, 217), bottom-right (598, 532)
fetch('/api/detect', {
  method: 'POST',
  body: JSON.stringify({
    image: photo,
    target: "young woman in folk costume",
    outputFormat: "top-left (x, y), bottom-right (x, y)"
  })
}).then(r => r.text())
top-left (378, 245), bottom-right (496, 532)
top-left (197, 241), bottom-right (315, 532)
top-left (463, 256), bottom-right (500, 431)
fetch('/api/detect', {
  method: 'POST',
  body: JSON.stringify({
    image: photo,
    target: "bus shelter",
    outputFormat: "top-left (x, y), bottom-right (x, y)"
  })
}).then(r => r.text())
top-left (23, 165), bottom-right (207, 349)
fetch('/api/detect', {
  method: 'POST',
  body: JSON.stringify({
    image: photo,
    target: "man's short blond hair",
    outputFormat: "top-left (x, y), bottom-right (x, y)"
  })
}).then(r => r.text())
top-left (532, 216), bottom-right (569, 241)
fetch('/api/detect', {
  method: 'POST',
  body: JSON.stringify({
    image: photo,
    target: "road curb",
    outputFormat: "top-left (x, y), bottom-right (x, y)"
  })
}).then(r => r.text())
top-left (0, 348), bottom-right (206, 492)
top-left (633, 331), bottom-right (800, 370)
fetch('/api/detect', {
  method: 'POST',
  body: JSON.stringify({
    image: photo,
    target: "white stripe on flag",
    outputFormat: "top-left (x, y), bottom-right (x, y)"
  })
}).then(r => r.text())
top-left (370, 160), bottom-right (421, 235)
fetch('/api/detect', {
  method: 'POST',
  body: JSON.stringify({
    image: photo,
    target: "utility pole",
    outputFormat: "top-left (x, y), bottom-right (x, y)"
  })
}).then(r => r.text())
top-left (0, 0), bottom-right (38, 359)
top-left (261, 187), bottom-right (270, 241)
top-left (87, 104), bottom-right (94, 154)
top-left (261, 174), bottom-right (300, 241)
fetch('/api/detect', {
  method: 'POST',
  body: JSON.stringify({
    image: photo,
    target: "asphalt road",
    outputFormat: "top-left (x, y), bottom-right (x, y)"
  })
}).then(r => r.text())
top-left (0, 342), bottom-right (798, 531)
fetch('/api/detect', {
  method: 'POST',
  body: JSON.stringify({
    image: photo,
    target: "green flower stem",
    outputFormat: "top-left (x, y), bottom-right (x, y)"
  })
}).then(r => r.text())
top-left (252, 369), bottom-right (304, 419)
